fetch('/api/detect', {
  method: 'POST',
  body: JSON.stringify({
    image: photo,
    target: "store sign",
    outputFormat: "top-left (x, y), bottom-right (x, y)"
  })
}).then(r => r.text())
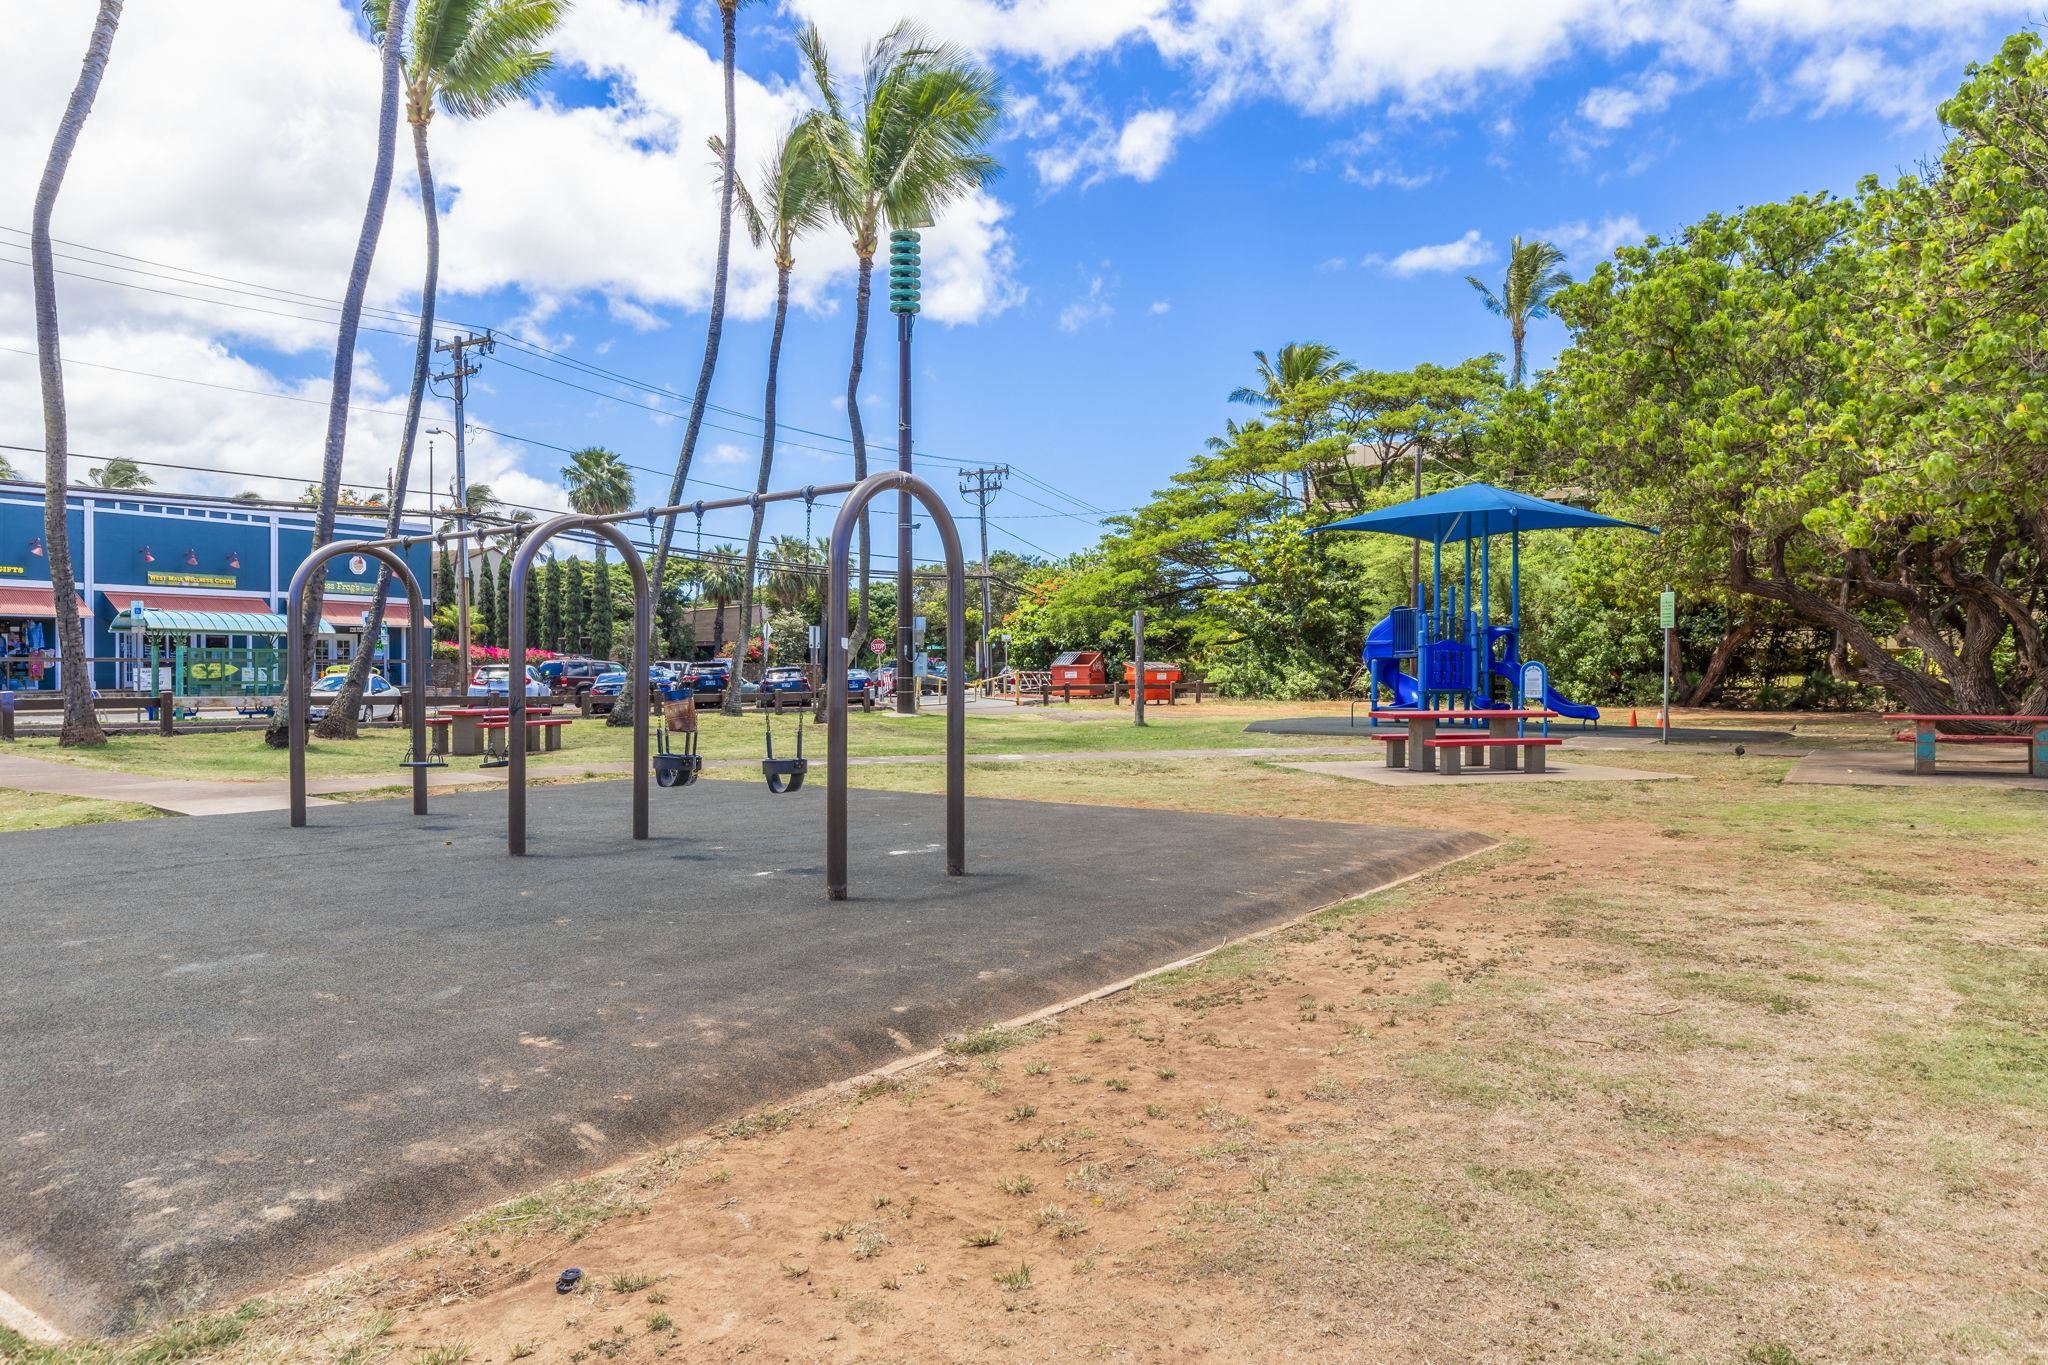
top-left (0, 565), bottom-right (24, 576)
top-left (349, 555), bottom-right (368, 575)
top-left (324, 579), bottom-right (377, 595)
top-left (147, 570), bottom-right (237, 588)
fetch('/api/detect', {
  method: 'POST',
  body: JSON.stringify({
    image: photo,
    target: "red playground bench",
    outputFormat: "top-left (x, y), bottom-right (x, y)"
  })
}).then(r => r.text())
top-left (1422, 734), bottom-right (1562, 775)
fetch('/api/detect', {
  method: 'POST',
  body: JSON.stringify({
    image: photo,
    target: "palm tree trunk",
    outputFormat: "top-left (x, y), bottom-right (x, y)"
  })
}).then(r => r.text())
top-left (723, 265), bottom-right (791, 715)
top-left (320, 113), bottom-right (438, 740)
top-left (1510, 318), bottom-right (1526, 388)
top-left (32, 0), bottom-right (121, 748)
top-left (279, 0), bottom-right (408, 745)
top-left (647, 2), bottom-right (738, 609)
top-left (847, 250), bottom-right (874, 644)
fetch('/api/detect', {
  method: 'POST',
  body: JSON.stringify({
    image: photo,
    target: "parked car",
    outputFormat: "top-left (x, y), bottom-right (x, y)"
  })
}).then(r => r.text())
top-left (588, 666), bottom-right (678, 714)
top-left (670, 661), bottom-right (758, 701)
top-left (846, 668), bottom-right (877, 697)
top-left (541, 658), bottom-right (619, 696)
top-left (760, 665), bottom-right (810, 696)
top-left (468, 664), bottom-right (547, 698)
top-left (307, 672), bottom-right (401, 722)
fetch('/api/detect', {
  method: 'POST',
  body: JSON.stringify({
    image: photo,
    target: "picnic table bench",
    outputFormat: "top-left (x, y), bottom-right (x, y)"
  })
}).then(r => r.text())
top-left (1885, 714), bottom-right (2048, 777)
top-left (436, 705), bottom-right (554, 757)
top-left (1374, 708), bottom-right (1560, 773)
top-left (476, 715), bottom-right (573, 761)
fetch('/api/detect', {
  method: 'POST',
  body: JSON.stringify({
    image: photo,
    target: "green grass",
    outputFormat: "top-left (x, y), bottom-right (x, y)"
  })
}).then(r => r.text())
top-left (3, 704), bottom-right (1338, 784)
top-left (0, 786), bottom-right (163, 832)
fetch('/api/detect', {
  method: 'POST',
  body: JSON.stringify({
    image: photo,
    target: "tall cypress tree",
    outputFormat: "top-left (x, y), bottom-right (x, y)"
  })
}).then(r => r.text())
top-left (591, 558), bottom-right (615, 658)
top-left (495, 553), bottom-right (513, 649)
top-left (542, 557), bottom-right (563, 653)
top-left (525, 554), bottom-right (543, 652)
top-left (434, 546), bottom-right (456, 611)
top-left (475, 554), bottom-right (498, 649)
top-left (563, 557), bottom-right (588, 656)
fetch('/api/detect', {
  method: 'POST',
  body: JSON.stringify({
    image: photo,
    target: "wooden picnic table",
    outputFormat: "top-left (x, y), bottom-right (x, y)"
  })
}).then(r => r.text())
top-left (1373, 707), bottom-right (1560, 773)
top-left (437, 705), bottom-right (554, 757)
top-left (1883, 713), bottom-right (2048, 777)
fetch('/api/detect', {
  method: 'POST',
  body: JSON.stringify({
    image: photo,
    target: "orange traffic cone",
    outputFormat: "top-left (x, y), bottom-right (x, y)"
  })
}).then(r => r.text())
top-left (1630, 709), bottom-right (1638, 727)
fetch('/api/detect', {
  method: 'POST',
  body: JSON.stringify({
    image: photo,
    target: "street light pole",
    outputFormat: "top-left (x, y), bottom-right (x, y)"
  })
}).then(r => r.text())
top-left (889, 221), bottom-right (926, 714)
top-left (434, 330), bottom-right (492, 681)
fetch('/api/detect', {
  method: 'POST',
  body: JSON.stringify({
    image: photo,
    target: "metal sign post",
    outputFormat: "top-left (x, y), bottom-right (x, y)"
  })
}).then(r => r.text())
top-left (1659, 589), bottom-right (1676, 745)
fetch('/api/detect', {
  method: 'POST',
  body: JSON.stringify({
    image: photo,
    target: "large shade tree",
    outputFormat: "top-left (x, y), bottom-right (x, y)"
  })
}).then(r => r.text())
top-left (798, 20), bottom-right (1000, 643)
top-left (324, 0), bottom-right (559, 737)
top-left (30, 0), bottom-right (123, 747)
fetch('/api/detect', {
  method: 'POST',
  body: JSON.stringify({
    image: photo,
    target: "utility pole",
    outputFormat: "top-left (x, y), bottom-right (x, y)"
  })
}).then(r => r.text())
top-left (957, 465), bottom-right (1007, 680)
top-left (434, 330), bottom-right (492, 678)
top-left (889, 222), bottom-right (927, 713)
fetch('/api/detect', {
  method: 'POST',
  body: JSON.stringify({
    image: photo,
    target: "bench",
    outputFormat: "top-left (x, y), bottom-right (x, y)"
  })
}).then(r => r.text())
top-left (477, 716), bottom-right (574, 760)
top-left (1886, 714), bottom-right (2048, 776)
top-left (1423, 734), bottom-right (1562, 775)
top-left (1373, 732), bottom-right (1408, 767)
top-left (423, 715), bottom-right (453, 756)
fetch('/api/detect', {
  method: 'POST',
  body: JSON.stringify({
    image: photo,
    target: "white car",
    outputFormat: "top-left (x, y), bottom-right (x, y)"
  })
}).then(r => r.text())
top-left (468, 664), bottom-right (547, 698)
top-left (307, 673), bottom-right (401, 721)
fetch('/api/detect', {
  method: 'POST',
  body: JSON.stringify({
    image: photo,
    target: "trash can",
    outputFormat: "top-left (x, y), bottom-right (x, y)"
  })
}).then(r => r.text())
top-left (1122, 661), bottom-right (1180, 701)
top-left (1050, 649), bottom-right (1107, 697)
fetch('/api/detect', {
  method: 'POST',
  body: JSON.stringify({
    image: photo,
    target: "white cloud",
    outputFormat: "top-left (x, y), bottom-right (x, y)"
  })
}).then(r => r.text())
top-left (1113, 109), bottom-right (1180, 180)
top-left (1378, 230), bottom-right (1495, 277)
top-left (706, 441), bottom-right (750, 466)
top-left (1148, 299), bottom-right (1172, 315)
top-left (793, 0), bottom-right (2035, 182)
top-left (1057, 274), bottom-right (1115, 332)
top-left (1579, 71), bottom-right (1683, 130)
top-left (1341, 164), bottom-right (1437, 190)
top-left (1537, 214), bottom-right (1646, 264)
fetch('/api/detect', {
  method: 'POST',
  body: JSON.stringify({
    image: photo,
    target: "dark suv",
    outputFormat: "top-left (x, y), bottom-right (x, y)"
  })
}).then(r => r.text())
top-left (543, 658), bottom-right (620, 696)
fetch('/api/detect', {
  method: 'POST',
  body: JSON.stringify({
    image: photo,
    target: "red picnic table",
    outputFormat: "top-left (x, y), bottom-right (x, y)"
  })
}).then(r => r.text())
top-left (434, 705), bottom-right (555, 757)
top-left (1372, 708), bottom-right (1561, 773)
top-left (1884, 714), bottom-right (2048, 777)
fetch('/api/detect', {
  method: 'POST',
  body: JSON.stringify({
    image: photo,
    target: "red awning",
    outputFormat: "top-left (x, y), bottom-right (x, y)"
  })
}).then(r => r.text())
top-left (320, 600), bottom-right (413, 628)
top-left (0, 585), bottom-right (90, 618)
top-left (103, 591), bottom-right (277, 616)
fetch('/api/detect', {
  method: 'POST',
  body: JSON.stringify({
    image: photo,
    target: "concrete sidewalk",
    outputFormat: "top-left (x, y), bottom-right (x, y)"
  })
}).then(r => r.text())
top-left (0, 751), bottom-right (322, 817)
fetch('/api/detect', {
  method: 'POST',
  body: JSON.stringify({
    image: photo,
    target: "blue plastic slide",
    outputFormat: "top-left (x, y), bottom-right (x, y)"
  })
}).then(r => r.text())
top-left (1492, 661), bottom-right (1599, 722)
top-left (1382, 663), bottom-right (1422, 709)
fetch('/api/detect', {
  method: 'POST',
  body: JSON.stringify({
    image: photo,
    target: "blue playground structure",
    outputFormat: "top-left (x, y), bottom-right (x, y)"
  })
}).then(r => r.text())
top-left (1312, 483), bottom-right (1656, 725)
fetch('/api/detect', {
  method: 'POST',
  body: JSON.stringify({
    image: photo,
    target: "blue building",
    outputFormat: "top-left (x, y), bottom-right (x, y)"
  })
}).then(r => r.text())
top-left (0, 480), bottom-right (433, 693)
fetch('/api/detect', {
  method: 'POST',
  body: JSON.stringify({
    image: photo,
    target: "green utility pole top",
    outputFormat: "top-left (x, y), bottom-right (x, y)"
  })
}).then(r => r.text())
top-left (888, 228), bottom-right (921, 316)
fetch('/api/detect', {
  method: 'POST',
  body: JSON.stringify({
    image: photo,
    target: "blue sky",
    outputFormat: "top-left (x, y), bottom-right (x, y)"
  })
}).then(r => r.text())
top-left (2, 1), bottom-right (2035, 568)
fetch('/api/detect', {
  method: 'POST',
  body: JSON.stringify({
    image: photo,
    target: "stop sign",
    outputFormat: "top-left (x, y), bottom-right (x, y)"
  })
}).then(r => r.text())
top-left (870, 639), bottom-right (885, 656)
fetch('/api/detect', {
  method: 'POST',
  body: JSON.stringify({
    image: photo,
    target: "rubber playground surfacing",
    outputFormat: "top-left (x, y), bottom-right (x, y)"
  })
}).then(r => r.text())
top-left (0, 778), bottom-right (1486, 1336)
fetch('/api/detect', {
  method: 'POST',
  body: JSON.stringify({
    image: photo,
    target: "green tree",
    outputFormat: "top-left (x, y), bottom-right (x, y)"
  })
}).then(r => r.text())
top-left (696, 546), bottom-right (744, 657)
top-left (30, 0), bottom-right (123, 746)
top-left (333, 0), bottom-right (560, 736)
top-left (648, 0), bottom-right (746, 608)
top-left (86, 456), bottom-right (152, 489)
top-left (540, 555), bottom-right (562, 652)
top-left (1466, 236), bottom-right (1572, 387)
top-left (718, 119), bottom-right (831, 712)
top-left (495, 552), bottom-right (513, 650)
top-left (474, 552), bottom-right (499, 647)
top-left (0, 451), bottom-right (17, 481)
top-left (561, 444), bottom-right (634, 668)
top-left (434, 546), bottom-right (457, 612)
top-left (562, 556), bottom-right (588, 656)
top-left (799, 19), bottom-right (1000, 641)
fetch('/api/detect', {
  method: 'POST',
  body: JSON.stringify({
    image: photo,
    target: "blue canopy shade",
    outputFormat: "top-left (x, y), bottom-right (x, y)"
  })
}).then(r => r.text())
top-left (1309, 482), bottom-right (1657, 543)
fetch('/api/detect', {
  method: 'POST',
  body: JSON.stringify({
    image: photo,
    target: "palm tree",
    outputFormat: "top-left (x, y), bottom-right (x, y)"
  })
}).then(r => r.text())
top-left (764, 534), bottom-right (821, 618)
top-left (1466, 236), bottom-right (1572, 388)
top-left (461, 481), bottom-right (500, 519)
top-left (291, 0), bottom-right (411, 732)
top-left (1228, 343), bottom-right (1354, 408)
top-left (647, 0), bottom-right (747, 611)
top-left (32, 1), bottom-right (122, 748)
top-left (326, 0), bottom-right (560, 738)
top-left (562, 445), bottom-right (633, 700)
top-left (0, 452), bottom-right (19, 481)
top-left (231, 490), bottom-right (267, 502)
top-left (696, 547), bottom-right (745, 659)
top-left (717, 120), bottom-right (830, 713)
top-left (798, 20), bottom-right (1000, 643)
top-left (86, 456), bottom-right (153, 489)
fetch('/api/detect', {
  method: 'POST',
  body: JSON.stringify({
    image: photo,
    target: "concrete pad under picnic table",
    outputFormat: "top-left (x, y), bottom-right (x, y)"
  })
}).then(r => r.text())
top-left (1275, 756), bottom-right (1686, 787)
top-left (1784, 748), bottom-right (2048, 791)
top-left (0, 780), bottom-right (1488, 1337)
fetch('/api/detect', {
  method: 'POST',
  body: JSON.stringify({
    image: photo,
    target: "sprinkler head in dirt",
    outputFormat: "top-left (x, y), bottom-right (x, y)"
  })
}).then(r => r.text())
top-left (1734, 744), bottom-right (1746, 757)
top-left (556, 1267), bottom-right (582, 1294)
